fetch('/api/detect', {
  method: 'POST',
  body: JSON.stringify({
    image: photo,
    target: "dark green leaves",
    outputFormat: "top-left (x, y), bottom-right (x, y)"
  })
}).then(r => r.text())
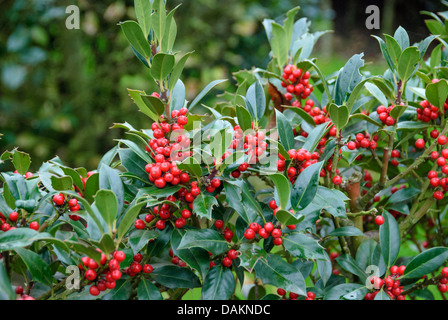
top-left (119, 20), bottom-right (152, 61)
top-left (245, 80), bottom-right (266, 122)
top-left (138, 279), bottom-right (162, 300)
top-left (290, 161), bottom-right (323, 210)
top-left (398, 46), bottom-right (420, 82)
top-left (426, 79), bottom-right (448, 112)
top-left (379, 210), bottom-right (401, 269)
top-left (15, 248), bottom-right (53, 286)
top-left (192, 193), bottom-right (218, 220)
top-left (276, 109), bottom-right (295, 151)
top-left (12, 150), bottom-right (31, 175)
top-left (327, 103), bottom-right (349, 131)
top-left (150, 53), bottom-right (175, 84)
top-left (0, 261), bottom-right (15, 300)
top-left (150, 265), bottom-right (201, 289)
top-left (334, 53), bottom-right (364, 105)
top-left (93, 189), bottom-right (118, 231)
top-left (201, 265), bottom-right (235, 300)
top-left (402, 247), bottom-right (448, 279)
top-left (254, 254), bottom-right (306, 296)
top-left (177, 228), bottom-right (228, 255)
top-left (269, 174), bottom-right (290, 210)
top-left (283, 232), bottom-right (327, 260)
top-left (236, 105), bottom-right (253, 132)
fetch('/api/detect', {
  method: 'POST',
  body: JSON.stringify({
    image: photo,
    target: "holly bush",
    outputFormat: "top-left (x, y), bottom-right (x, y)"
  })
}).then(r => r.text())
top-left (1, 1), bottom-right (448, 301)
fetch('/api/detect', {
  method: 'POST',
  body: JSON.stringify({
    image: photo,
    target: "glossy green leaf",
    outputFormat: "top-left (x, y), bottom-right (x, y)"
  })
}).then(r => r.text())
top-left (236, 104), bottom-right (253, 132)
top-left (138, 279), bottom-right (162, 300)
top-left (283, 232), bottom-right (327, 260)
top-left (246, 80), bottom-right (266, 122)
top-left (379, 210), bottom-right (401, 269)
top-left (426, 79), bottom-right (448, 112)
top-left (12, 150), bottom-right (31, 175)
top-left (276, 109), bottom-right (295, 151)
top-left (192, 193), bottom-right (218, 220)
top-left (290, 161), bottom-right (323, 210)
top-left (177, 228), bottom-right (228, 255)
top-left (201, 265), bottom-right (235, 300)
top-left (150, 53), bottom-right (175, 83)
top-left (119, 20), bottom-right (152, 60)
top-left (402, 247), bottom-right (448, 279)
top-left (327, 103), bottom-right (349, 131)
top-left (397, 46), bottom-right (420, 82)
top-left (150, 265), bottom-right (201, 289)
top-left (14, 248), bottom-right (53, 286)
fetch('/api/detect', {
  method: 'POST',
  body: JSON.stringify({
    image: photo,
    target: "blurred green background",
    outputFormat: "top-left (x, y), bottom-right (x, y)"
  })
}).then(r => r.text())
top-left (0, 0), bottom-right (445, 170)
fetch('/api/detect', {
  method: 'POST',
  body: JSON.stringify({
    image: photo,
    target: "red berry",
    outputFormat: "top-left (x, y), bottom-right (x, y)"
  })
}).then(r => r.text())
top-left (415, 139), bottom-right (425, 149)
top-left (134, 219), bottom-right (145, 230)
top-left (143, 264), bottom-right (153, 274)
top-left (244, 228), bottom-right (256, 240)
top-left (214, 220), bottom-right (224, 229)
top-left (374, 215), bottom-right (385, 226)
top-left (9, 211), bottom-right (19, 222)
top-left (89, 285), bottom-right (100, 296)
top-left (332, 175), bottom-right (342, 185)
top-left (438, 135), bottom-right (448, 145)
top-left (29, 221), bottom-right (39, 230)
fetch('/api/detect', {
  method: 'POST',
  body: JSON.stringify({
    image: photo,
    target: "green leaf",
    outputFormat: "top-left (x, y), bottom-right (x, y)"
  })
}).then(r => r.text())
top-left (379, 210), bottom-right (401, 269)
top-left (127, 89), bottom-right (159, 122)
top-left (0, 229), bottom-right (57, 251)
top-left (224, 181), bottom-right (258, 224)
top-left (138, 279), bottom-right (162, 300)
top-left (426, 79), bottom-right (448, 112)
top-left (50, 175), bottom-right (73, 191)
top-left (276, 109), bottom-right (295, 151)
top-left (0, 260), bottom-right (15, 300)
top-left (151, 0), bottom-right (166, 46)
top-left (302, 122), bottom-right (330, 153)
top-left (317, 252), bottom-right (332, 286)
top-left (168, 51), bottom-right (193, 91)
top-left (134, 0), bottom-right (152, 37)
top-left (275, 209), bottom-right (304, 226)
top-left (238, 243), bottom-right (267, 272)
top-left (192, 193), bottom-right (218, 220)
top-left (397, 46), bottom-right (420, 82)
top-left (384, 34), bottom-right (402, 68)
top-left (394, 26), bottom-right (410, 50)
top-left (327, 103), bottom-right (349, 131)
top-left (327, 226), bottom-right (364, 237)
top-left (150, 53), bottom-right (175, 83)
top-left (201, 265), bottom-right (235, 300)
top-left (290, 161), bottom-right (323, 210)
top-left (236, 105), bottom-right (253, 132)
top-left (283, 232), bottom-right (327, 260)
top-left (284, 105), bottom-right (316, 126)
top-left (372, 36), bottom-right (395, 72)
top-left (402, 247), bottom-right (448, 279)
top-left (103, 279), bottom-right (133, 300)
top-left (364, 81), bottom-right (389, 107)
top-left (150, 265), bottom-right (201, 289)
top-left (129, 229), bottom-right (158, 254)
top-left (119, 20), bottom-right (152, 61)
top-left (270, 22), bottom-right (288, 69)
top-left (334, 53), bottom-right (364, 105)
top-left (335, 254), bottom-right (368, 282)
top-left (99, 164), bottom-right (124, 216)
top-left (116, 202), bottom-right (145, 242)
top-left (177, 228), bottom-right (228, 255)
top-left (171, 228), bottom-right (210, 278)
top-left (12, 150), bottom-right (31, 175)
top-left (324, 283), bottom-right (367, 300)
top-left (93, 189), bottom-right (118, 231)
top-left (14, 248), bottom-right (53, 286)
top-left (269, 173), bottom-right (290, 210)
top-left (188, 79), bottom-right (227, 111)
top-left (254, 253), bottom-right (306, 296)
top-left (388, 187), bottom-right (420, 203)
top-left (161, 4), bottom-right (179, 52)
top-left (245, 80), bottom-right (266, 122)
top-left (313, 186), bottom-right (349, 218)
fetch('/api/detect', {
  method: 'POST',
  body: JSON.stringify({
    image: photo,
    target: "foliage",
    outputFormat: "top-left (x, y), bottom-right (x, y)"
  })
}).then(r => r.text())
top-left (1, 0), bottom-right (448, 301)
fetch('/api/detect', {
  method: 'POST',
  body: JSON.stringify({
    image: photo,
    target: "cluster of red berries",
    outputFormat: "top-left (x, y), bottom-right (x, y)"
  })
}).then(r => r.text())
top-left (135, 195), bottom-right (186, 231)
top-left (145, 107), bottom-right (192, 188)
top-left (292, 99), bottom-right (331, 126)
top-left (243, 221), bottom-right (283, 246)
top-left (277, 288), bottom-right (315, 300)
top-left (347, 132), bottom-right (379, 152)
top-left (214, 219), bottom-right (234, 243)
top-left (280, 64), bottom-right (313, 101)
top-left (0, 211), bottom-right (39, 232)
top-left (79, 249), bottom-right (126, 296)
top-left (437, 267), bottom-right (448, 293)
top-left (123, 253), bottom-right (154, 277)
top-left (376, 104), bottom-right (397, 126)
top-left (228, 125), bottom-right (265, 178)
top-left (416, 99), bottom-right (447, 123)
top-left (52, 193), bottom-right (82, 221)
top-left (13, 285), bottom-right (34, 300)
top-left (364, 265), bottom-right (406, 300)
top-left (277, 148), bottom-right (320, 184)
top-left (416, 130), bottom-right (448, 201)
top-left (221, 249), bottom-right (240, 268)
